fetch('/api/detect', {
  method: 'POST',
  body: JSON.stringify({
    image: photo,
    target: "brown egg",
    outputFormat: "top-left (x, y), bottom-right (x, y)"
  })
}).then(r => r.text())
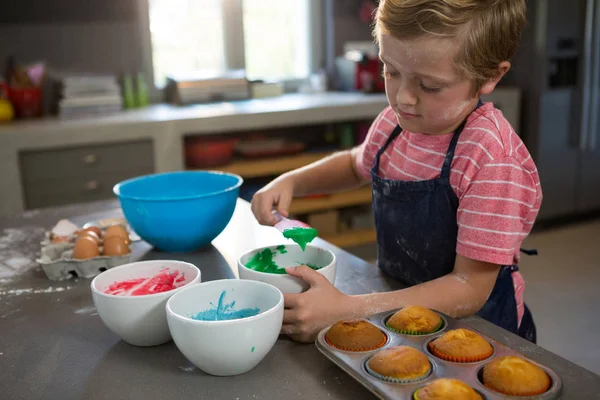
top-left (102, 236), bottom-right (130, 256)
top-left (104, 225), bottom-right (130, 243)
top-left (81, 226), bottom-right (102, 238)
top-left (73, 236), bottom-right (100, 259)
top-left (78, 229), bottom-right (100, 245)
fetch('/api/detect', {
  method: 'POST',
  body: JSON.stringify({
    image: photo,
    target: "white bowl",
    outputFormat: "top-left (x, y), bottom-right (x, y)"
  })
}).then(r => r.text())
top-left (166, 279), bottom-right (283, 376)
top-left (90, 260), bottom-right (201, 347)
top-left (237, 244), bottom-right (336, 293)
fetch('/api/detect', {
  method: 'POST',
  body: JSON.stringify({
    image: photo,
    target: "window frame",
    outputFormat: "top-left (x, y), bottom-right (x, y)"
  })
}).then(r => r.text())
top-left (137, 0), bottom-right (325, 101)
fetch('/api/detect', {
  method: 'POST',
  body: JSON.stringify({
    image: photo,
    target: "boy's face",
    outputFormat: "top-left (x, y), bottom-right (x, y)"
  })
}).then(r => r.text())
top-left (379, 33), bottom-right (479, 135)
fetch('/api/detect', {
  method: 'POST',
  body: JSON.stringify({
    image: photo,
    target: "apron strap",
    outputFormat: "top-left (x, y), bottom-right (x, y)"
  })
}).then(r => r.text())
top-left (372, 125), bottom-right (403, 175)
top-left (520, 248), bottom-right (539, 256)
top-left (440, 123), bottom-right (465, 180)
top-left (440, 99), bottom-right (485, 180)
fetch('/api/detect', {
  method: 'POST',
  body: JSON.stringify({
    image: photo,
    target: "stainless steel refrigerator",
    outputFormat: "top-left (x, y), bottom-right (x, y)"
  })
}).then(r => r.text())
top-left (512, 0), bottom-right (600, 220)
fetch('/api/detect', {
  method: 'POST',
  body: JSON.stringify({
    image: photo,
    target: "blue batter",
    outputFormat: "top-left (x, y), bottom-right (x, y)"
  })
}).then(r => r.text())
top-left (190, 290), bottom-right (260, 321)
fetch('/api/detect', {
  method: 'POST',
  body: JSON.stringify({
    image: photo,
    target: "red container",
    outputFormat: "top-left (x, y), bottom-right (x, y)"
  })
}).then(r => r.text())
top-left (184, 137), bottom-right (237, 168)
top-left (7, 86), bottom-right (43, 118)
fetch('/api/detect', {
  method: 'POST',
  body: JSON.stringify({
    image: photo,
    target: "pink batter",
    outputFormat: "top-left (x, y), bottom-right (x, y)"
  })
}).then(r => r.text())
top-left (105, 268), bottom-right (186, 296)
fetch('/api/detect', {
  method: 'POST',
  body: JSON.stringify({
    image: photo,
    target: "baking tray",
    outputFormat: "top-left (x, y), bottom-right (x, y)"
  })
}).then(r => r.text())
top-left (315, 310), bottom-right (562, 400)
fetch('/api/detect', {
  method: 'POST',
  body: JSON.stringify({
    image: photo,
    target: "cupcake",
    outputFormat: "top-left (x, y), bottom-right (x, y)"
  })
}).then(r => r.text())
top-left (386, 305), bottom-right (443, 335)
top-left (414, 378), bottom-right (482, 400)
top-left (325, 320), bottom-right (387, 352)
top-left (366, 346), bottom-right (431, 383)
top-left (482, 355), bottom-right (551, 396)
top-left (428, 329), bottom-right (493, 362)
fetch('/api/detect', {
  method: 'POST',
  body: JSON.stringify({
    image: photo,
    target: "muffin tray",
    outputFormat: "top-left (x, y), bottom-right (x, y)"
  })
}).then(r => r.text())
top-left (315, 310), bottom-right (563, 400)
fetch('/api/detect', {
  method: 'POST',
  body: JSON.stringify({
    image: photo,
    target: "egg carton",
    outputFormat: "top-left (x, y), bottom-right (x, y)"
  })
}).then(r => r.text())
top-left (315, 310), bottom-right (563, 400)
top-left (36, 240), bottom-right (131, 281)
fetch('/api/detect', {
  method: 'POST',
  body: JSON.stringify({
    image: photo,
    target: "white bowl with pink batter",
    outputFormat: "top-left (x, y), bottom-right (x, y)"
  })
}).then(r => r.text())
top-left (91, 260), bottom-right (201, 346)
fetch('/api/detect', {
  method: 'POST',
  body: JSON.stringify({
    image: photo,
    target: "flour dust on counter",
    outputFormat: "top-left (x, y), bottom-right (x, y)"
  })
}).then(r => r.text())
top-left (0, 285), bottom-right (74, 296)
top-left (74, 305), bottom-right (98, 316)
top-left (0, 226), bottom-right (45, 279)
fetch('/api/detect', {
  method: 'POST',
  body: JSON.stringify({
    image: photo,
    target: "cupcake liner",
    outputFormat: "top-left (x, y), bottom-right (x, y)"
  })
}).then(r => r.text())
top-left (365, 360), bottom-right (431, 384)
top-left (386, 319), bottom-right (444, 336)
top-left (325, 334), bottom-right (387, 352)
top-left (484, 380), bottom-right (551, 397)
top-left (428, 341), bottom-right (493, 363)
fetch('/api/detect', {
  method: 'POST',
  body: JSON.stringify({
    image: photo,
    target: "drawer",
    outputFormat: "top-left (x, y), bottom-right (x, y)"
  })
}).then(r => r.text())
top-left (23, 168), bottom-right (152, 210)
top-left (19, 140), bottom-right (154, 183)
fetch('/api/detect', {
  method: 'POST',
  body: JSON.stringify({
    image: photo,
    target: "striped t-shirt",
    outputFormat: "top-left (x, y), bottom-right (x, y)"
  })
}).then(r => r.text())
top-left (355, 103), bottom-right (542, 324)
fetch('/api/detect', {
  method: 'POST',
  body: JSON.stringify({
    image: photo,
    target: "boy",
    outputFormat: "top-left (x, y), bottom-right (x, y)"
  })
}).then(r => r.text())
top-left (252, 0), bottom-right (540, 343)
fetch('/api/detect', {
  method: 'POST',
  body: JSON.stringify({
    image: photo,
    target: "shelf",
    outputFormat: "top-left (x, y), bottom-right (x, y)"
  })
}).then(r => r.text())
top-left (323, 229), bottom-right (377, 248)
top-left (208, 152), bottom-right (333, 179)
top-left (289, 186), bottom-right (372, 214)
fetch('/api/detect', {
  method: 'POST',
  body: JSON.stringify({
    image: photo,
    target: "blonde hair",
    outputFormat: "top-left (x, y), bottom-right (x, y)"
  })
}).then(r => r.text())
top-left (374, 0), bottom-right (526, 89)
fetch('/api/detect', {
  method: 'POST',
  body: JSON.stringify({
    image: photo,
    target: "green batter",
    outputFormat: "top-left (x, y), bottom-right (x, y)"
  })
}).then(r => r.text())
top-left (245, 247), bottom-right (323, 275)
top-left (282, 227), bottom-right (318, 251)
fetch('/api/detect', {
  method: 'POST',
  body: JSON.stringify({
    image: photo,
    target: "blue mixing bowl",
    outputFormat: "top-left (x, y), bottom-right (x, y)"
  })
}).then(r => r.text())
top-left (113, 171), bottom-right (243, 252)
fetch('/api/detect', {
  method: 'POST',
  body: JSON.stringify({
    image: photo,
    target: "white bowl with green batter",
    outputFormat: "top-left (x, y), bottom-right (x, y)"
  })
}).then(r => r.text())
top-left (237, 244), bottom-right (336, 293)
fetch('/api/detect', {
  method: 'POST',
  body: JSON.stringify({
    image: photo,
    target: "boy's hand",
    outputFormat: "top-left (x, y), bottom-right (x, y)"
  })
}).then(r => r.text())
top-left (251, 176), bottom-right (295, 226)
top-left (281, 266), bottom-right (355, 343)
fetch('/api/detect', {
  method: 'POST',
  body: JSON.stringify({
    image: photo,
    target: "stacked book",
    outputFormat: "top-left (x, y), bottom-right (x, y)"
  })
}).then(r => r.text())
top-left (58, 75), bottom-right (123, 118)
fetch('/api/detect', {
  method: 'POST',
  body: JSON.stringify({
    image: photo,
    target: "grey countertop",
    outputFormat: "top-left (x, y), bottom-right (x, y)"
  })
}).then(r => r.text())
top-left (0, 92), bottom-right (389, 137)
top-left (1, 199), bottom-right (599, 399)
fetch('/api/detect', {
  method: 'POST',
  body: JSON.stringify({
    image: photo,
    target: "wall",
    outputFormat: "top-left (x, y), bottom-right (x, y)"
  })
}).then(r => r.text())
top-left (0, 0), bottom-right (143, 77)
top-left (331, 0), bottom-right (374, 57)
top-left (1, 0), bottom-right (373, 80)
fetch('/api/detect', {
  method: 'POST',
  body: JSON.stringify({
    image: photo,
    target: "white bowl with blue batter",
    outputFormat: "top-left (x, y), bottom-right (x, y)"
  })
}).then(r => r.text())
top-left (237, 244), bottom-right (337, 294)
top-left (166, 279), bottom-right (284, 376)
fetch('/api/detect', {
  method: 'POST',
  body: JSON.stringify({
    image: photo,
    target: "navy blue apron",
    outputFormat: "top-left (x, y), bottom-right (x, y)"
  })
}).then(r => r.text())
top-left (370, 102), bottom-right (536, 343)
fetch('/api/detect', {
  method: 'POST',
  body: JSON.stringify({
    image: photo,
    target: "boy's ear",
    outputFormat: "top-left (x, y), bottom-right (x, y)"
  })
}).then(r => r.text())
top-left (479, 61), bottom-right (511, 96)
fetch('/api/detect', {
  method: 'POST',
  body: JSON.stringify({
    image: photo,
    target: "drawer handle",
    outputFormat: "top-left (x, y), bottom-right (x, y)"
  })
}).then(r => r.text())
top-left (82, 154), bottom-right (97, 164)
top-left (84, 180), bottom-right (100, 191)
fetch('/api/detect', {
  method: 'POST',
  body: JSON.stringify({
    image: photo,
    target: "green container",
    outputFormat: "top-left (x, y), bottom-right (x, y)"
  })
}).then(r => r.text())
top-left (123, 75), bottom-right (136, 109)
top-left (136, 73), bottom-right (149, 108)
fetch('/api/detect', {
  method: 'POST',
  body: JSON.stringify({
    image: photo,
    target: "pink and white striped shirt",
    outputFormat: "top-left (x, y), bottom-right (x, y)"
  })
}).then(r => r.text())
top-left (356, 102), bottom-right (542, 324)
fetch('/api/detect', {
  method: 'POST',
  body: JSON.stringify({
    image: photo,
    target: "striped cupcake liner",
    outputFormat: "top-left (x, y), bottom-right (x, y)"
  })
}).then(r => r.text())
top-left (483, 383), bottom-right (551, 397)
top-left (386, 319), bottom-right (444, 336)
top-left (364, 359), bottom-right (432, 384)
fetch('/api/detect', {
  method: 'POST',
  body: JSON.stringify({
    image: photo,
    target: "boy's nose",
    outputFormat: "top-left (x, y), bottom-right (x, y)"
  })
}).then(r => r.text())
top-left (396, 81), bottom-right (418, 107)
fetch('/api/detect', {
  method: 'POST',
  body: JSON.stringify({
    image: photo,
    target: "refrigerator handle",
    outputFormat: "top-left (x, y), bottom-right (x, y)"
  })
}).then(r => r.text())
top-left (580, 0), bottom-right (596, 151)
top-left (588, 0), bottom-right (600, 151)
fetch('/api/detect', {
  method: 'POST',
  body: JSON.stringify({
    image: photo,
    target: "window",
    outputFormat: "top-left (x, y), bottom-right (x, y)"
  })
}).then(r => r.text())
top-left (148, 0), bottom-right (314, 88)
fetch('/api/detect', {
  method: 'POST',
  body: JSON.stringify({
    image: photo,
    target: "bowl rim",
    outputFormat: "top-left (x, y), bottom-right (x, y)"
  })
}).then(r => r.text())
top-left (113, 171), bottom-right (243, 202)
top-left (90, 260), bottom-right (201, 300)
top-left (237, 243), bottom-right (336, 276)
top-left (166, 279), bottom-right (284, 325)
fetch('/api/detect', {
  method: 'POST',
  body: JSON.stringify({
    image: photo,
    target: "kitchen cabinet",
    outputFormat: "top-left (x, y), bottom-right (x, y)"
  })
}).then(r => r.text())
top-left (19, 140), bottom-right (154, 209)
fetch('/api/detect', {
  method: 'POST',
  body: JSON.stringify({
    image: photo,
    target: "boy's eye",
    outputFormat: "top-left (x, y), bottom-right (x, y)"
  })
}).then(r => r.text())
top-left (420, 82), bottom-right (442, 93)
top-left (382, 70), bottom-right (400, 79)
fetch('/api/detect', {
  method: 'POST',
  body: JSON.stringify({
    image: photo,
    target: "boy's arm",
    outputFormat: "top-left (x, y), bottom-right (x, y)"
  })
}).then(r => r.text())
top-left (251, 148), bottom-right (368, 225)
top-left (348, 255), bottom-right (500, 318)
top-left (285, 147), bottom-right (368, 197)
top-left (282, 255), bottom-right (501, 342)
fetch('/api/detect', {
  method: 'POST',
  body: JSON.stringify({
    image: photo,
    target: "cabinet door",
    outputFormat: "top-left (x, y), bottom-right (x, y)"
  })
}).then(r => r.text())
top-left (536, 90), bottom-right (579, 220)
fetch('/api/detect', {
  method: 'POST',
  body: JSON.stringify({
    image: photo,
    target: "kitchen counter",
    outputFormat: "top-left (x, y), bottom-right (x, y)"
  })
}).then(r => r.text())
top-left (1, 199), bottom-right (599, 399)
top-left (0, 92), bottom-right (389, 217)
